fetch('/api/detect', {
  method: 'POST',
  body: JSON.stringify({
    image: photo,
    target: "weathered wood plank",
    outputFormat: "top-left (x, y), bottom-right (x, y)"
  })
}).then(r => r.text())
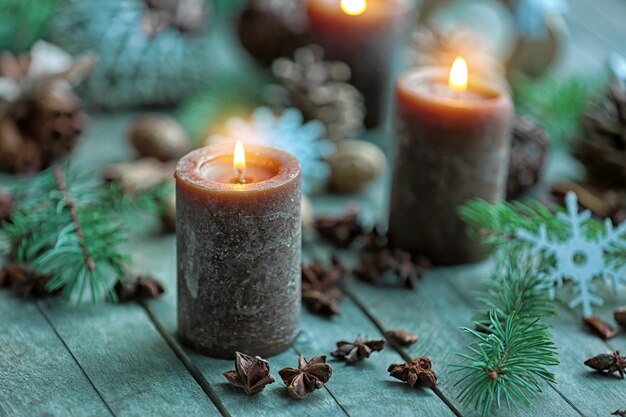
top-left (139, 236), bottom-right (352, 417)
top-left (566, 0), bottom-right (626, 57)
top-left (139, 231), bottom-right (455, 416)
top-left (0, 292), bottom-right (113, 417)
top-left (37, 298), bottom-right (221, 417)
top-left (345, 265), bottom-right (584, 417)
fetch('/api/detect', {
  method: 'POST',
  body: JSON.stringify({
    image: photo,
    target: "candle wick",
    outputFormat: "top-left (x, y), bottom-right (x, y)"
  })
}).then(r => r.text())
top-left (237, 168), bottom-right (247, 184)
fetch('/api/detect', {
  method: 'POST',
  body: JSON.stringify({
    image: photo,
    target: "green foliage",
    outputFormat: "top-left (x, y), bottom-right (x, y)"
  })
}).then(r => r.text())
top-left (458, 198), bottom-right (604, 247)
top-left (1, 165), bottom-right (167, 304)
top-left (477, 248), bottom-right (554, 323)
top-left (0, 0), bottom-right (64, 52)
top-left (513, 75), bottom-right (604, 146)
top-left (452, 251), bottom-right (559, 416)
top-left (452, 312), bottom-right (559, 416)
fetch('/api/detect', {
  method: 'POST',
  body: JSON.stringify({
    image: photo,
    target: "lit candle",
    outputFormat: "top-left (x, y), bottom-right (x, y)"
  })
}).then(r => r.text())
top-left (176, 142), bottom-right (302, 358)
top-left (388, 58), bottom-right (513, 265)
top-left (305, 0), bottom-right (414, 128)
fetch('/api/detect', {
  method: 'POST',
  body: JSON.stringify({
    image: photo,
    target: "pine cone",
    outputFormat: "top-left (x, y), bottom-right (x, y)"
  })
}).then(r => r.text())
top-left (267, 45), bottom-right (365, 141)
top-left (0, 45), bottom-right (91, 174)
top-left (407, 26), bottom-right (504, 80)
top-left (507, 115), bottom-right (550, 200)
top-left (573, 81), bottom-right (626, 187)
top-left (236, 0), bottom-right (307, 66)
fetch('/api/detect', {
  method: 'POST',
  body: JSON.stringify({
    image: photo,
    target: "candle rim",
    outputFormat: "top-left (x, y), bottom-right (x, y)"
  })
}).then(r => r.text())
top-left (176, 143), bottom-right (301, 196)
top-left (396, 66), bottom-right (509, 110)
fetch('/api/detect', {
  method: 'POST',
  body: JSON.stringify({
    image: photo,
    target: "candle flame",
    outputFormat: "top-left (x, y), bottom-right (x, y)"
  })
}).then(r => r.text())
top-left (448, 56), bottom-right (468, 93)
top-left (341, 0), bottom-right (367, 16)
top-left (233, 140), bottom-right (246, 182)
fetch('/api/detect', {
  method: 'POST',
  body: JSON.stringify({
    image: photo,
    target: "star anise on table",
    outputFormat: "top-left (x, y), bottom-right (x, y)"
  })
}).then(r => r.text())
top-left (385, 329), bottom-right (419, 346)
top-left (584, 351), bottom-right (626, 379)
top-left (330, 337), bottom-right (385, 363)
top-left (354, 248), bottom-right (430, 289)
top-left (223, 352), bottom-right (275, 395)
top-left (115, 275), bottom-right (165, 302)
top-left (388, 357), bottom-right (437, 389)
top-left (613, 410), bottom-right (626, 416)
top-left (301, 258), bottom-right (348, 317)
top-left (584, 316), bottom-right (618, 340)
top-left (314, 207), bottom-right (364, 248)
top-left (279, 355), bottom-right (333, 399)
top-left (0, 264), bottom-right (55, 298)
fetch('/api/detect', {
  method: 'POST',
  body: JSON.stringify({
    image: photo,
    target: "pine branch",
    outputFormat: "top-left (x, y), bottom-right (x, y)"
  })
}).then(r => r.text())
top-left (452, 312), bottom-right (559, 417)
top-left (452, 248), bottom-right (559, 416)
top-left (513, 74), bottom-right (603, 146)
top-left (458, 198), bottom-right (605, 247)
top-left (1, 164), bottom-right (164, 303)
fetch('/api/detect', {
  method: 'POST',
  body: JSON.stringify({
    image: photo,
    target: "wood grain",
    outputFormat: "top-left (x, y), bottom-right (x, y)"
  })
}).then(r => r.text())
top-left (0, 292), bottom-right (113, 417)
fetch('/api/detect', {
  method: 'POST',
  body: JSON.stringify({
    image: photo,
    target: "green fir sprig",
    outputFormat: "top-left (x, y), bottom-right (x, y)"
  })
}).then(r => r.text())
top-left (458, 198), bottom-right (604, 247)
top-left (451, 251), bottom-right (559, 416)
top-left (513, 74), bottom-right (603, 146)
top-left (1, 165), bottom-right (166, 303)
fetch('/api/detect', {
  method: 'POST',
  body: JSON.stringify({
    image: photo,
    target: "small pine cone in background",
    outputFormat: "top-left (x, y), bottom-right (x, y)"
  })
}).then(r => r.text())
top-left (507, 115), bottom-right (550, 200)
top-left (407, 25), bottom-right (504, 81)
top-left (237, 0), bottom-right (307, 66)
top-left (573, 80), bottom-right (626, 187)
top-left (267, 45), bottom-right (365, 141)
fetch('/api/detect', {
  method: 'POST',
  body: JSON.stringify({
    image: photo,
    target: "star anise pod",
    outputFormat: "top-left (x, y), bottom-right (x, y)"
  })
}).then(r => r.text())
top-left (584, 351), bottom-right (626, 379)
top-left (223, 352), bottom-right (276, 395)
top-left (388, 357), bottom-right (437, 389)
top-left (331, 337), bottom-right (385, 363)
top-left (115, 275), bottom-right (165, 302)
top-left (301, 258), bottom-right (348, 317)
top-left (355, 249), bottom-right (429, 289)
top-left (0, 191), bottom-right (13, 222)
top-left (314, 207), bottom-right (365, 248)
top-left (278, 355), bottom-right (333, 399)
top-left (0, 264), bottom-right (54, 298)
top-left (613, 410), bottom-right (626, 416)
top-left (584, 316), bottom-right (618, 340)
top-left (385, 329), bottom-right (419, 346)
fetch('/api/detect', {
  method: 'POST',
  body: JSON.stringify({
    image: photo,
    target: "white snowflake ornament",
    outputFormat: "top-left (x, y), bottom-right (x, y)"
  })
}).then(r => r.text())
top-left (516, 192), bottom-right (626, 317)
top-left (210, 107), bottom-right (334, 194)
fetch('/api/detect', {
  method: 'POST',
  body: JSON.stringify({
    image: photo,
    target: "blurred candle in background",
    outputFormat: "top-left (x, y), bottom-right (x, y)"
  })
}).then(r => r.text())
top-left (389, 58), bottom-right (513, 265)
top-left (305, 0), bottom-right (414, 128)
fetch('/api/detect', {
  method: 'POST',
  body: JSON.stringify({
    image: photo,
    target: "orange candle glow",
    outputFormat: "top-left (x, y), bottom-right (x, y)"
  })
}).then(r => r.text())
top-left (340, 0), bottom-right (367, 16)
top-left (233, 140), bottom-right (246, 183)
top-left (448, 57), bottom-right (468, 93)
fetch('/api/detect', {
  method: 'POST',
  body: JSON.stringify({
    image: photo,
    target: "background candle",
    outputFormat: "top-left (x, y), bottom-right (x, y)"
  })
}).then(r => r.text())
top-left (389, 65), bottom-right (513, 265)
top-left (176, 143), bottom-right (301, 358)
top-left (305, 0), bottom-right (414, 128)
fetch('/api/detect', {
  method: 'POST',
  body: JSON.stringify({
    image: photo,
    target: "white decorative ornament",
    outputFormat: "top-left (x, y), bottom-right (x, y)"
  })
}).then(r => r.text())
top-left (517, 192), bottom-right (626, 317)
top-left (210, 107), bottom-right (335, 194)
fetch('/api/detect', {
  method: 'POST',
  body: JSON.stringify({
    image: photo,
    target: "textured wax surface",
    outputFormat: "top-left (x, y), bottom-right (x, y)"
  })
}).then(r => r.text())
top-left (176, 152), bottom-right (301, 359)
top-left (389, 78), bottom-right (513, 265)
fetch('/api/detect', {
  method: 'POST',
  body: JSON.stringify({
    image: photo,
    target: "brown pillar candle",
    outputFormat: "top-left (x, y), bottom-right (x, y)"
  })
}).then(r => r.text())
top-left (176, 142), bottom-right (301, 358)
top-left (389, 59), bottom-right (513, 265)
top-left (305, 0), bottom-right (413, 128)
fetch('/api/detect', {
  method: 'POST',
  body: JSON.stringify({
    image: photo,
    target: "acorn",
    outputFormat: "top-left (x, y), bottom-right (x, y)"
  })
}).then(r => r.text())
top-left (103, 158), bottom-right (175, 193)
top-left (128, 114), bottom-right (191, 162)
top-left (327, 140), bottom-right (386, 193)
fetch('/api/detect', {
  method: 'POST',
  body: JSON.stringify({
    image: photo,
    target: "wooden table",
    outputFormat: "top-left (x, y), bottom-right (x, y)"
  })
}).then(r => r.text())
top-left (2, 0), bottom-right (626, 415)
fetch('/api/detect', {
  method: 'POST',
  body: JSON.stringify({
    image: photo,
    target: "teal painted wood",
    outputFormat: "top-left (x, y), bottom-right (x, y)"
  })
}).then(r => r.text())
top-left (137, 236), bottom-right (353, 417)
top-left (0, 292), bottom-right (113, 417)
top-left (138, 234), bottom-right (453, 416)
top-left (37, 298), bottom-right (221, 417)
top-left (566, 0), bottom-right (626, 56)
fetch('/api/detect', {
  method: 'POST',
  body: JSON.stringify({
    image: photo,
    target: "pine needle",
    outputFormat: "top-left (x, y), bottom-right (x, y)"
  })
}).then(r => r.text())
top-left (1, 164), bottom-right (165, 303)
